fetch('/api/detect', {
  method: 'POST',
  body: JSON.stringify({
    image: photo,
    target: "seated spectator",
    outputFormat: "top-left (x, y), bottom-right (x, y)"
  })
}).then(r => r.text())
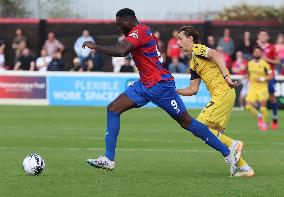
top-left (86, 49), bottom-right (103, 71)
top-left (120, 56), bottom-right (135, 73)
top-left (0, 41), bottom-right (6, 70)
top-left (74, 30), bottom-right (95, 66)
top-left (275, 33), bottom-right (284, 75)
top-left (232, 51), bottom-right (247, 75)
top-left (70, 57), bottom-right (83, 72)
top-left (47, 51), bottom-right (64, 71)
top-left (14, 48), bottom-right (35, 71)
top-left (36, 49), bottom-right (51, 72)
top-left (43, 32), bottom-right (65, 57)
top-left (168, 56), bottom-right (187, 73)
top-left (167, 30), bottom-right (181, 60)
top-left (112, 34), bottom-right (129, 72)
top-left (216, 46), bottom-right (232, 70)
top-left (12, 28), bottom-right (27, 62)
top-left (207, 35), bottom-right (216, 49)
top-left (236, 31), bottom-right (253, 61)
top-left (217, 28), bottom-right (235, 56)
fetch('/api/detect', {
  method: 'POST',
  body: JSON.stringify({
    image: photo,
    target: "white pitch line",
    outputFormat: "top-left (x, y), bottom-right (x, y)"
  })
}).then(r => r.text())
top-left (0, 146), bottom-right (283, 153)
top-left (24, 135), bottom-right (284, 146)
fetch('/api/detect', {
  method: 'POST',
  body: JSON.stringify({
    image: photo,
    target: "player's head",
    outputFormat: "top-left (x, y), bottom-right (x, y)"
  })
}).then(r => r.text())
top-left (257, 28), bottom-right (270, 43)
top-left (253, 46), bottom-right (263, 59)
top-left (177, 26), bottom-right (200, 53)
top-left (116, 8), bottom-right (138, 35)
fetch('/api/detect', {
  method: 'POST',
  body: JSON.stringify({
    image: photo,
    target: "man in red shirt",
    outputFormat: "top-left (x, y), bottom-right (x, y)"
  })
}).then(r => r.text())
top-left (256, 29), bottom-right (280, 129)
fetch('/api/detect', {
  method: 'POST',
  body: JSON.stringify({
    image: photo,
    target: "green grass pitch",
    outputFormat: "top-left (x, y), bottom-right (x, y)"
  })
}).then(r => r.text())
top-left (0, 106), bottom-right (283, 197)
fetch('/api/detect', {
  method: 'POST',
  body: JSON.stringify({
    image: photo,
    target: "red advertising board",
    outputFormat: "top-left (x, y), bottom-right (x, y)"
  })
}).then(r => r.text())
top-left (0, 76), bottom-right (46, 99)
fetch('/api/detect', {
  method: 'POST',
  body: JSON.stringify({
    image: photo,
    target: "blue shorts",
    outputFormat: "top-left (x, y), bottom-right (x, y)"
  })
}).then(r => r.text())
top-left (268, 78), bottom-right (276, 94)
top-left (124, 80), bottom-right (186, 118)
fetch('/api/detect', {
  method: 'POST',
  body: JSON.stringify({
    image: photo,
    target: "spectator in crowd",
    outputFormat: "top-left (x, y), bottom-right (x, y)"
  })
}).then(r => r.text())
top-left (0, 44), bottom-right (6, 70)
top-left (216, 46), bottom-right (232, 70)
top-left (167, 30), bottom-right (180, 60)
top-left (36, 49), bottom-right (51, 72)
top-left (232, 51), bottom-right (247, 75)
top-left (275, 33), bottom-right (284, 75)
top-left (14, 48), bottom-right (35, 71)
top-left (47, 50), bottom-right (64, 71)
top-left (154, 30), bottom-right (166, 61)
top-left (43, 32), bottom-right (65, 57)
top-left (86, 49), bottom-right (103, 71)
top-left (12, 28), bottom-right (27, 62)
top-left (70, 57), bottom-right (83, 72)
top-left (237, 31), bottom-right (253, 61)
top-left (0, 40), bottom-right (6, 70)
top-left (74, 30), bottom-right (95, 66)
top-left (206, 35), bottom-right (216, 49)
top-left (232, 51), bottom-right (248, 108)
top-left (112, 35), bottom-right (127, 72)
top-left (168, 56), bottom-right (187, 73)
top-left (217, 28), bottom-right (235, 56)
top-left (120, 56), bottom-right (135, 73)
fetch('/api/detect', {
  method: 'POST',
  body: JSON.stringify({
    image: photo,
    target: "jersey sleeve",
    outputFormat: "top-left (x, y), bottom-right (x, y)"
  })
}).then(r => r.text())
top-left (190, 68), bottom-right (201, 80)
top-left (124, 28), bottom-right (142, 48)
top-left (192, 44), bottom-right (210, 58)
top-left (263, 61), bottom-right (272, 74)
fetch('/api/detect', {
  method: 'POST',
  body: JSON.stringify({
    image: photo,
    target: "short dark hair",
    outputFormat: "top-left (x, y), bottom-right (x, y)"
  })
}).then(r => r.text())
top-left (259, 28), bottom-right (269, 34)
top-left (116, 8), bottom-right (136, 18)
top-left (254, 46), bottom-right (263, 51)
top-left (179, 26), bottom-right (200, 43)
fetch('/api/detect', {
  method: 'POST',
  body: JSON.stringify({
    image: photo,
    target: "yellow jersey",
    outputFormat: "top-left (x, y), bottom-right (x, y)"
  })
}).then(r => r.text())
top-left (189, 44), bottom-right (231, 96)
top-left (247, 59), bottom-right (271, 91)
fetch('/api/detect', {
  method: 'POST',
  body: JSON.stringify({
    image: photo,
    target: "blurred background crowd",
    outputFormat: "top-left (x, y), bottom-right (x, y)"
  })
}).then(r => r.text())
top-left (0, 27), bottom-right (283, 76)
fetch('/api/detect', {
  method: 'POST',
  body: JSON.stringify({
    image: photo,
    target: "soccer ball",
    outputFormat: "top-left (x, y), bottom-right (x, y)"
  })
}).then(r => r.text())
top-left (23, 154), bottom-right (45, 175)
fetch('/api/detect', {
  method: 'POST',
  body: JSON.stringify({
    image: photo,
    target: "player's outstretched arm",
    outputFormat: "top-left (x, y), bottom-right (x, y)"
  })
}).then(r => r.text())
top-left (177, 78), bottom-right (201, 96)
top-left (82, 40), bottom-right (134, 57)
top-left (207, 49), bottom-right (239, 88)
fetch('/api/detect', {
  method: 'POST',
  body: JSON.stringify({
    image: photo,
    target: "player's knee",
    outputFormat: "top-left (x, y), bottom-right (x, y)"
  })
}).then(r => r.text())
top-left (245, 104), bottom-right (252, 111)
top-left (107, 103), bottom-right (121, 114)
top-left (178, 111), bottom-right (193, 129)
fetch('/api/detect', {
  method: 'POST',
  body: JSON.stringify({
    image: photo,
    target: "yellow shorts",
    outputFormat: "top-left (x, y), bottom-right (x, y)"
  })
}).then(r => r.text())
top-left (197, 88), bottom-right (235, 129)
top-left (246, 88), bottom-right (269, 103)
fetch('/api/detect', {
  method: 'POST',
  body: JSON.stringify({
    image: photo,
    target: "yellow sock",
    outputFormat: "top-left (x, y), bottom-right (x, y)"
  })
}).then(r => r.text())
top-left (238, 158), bottom-right (248, 168)
top-left (209, 128), bottom-right (234, 147)
top-left (209, 128), bottom-right (249, 168)
top-left (245, 105), bottom-right (258, 116)
top-left (260, 106), bottom-right (268, 122)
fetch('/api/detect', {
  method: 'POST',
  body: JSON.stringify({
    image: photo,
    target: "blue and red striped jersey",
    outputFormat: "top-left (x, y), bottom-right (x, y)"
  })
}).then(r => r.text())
top-left (124, 24), bottom-right (173, 88)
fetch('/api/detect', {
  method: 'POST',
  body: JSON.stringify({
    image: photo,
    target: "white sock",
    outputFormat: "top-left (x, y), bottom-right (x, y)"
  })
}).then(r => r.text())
top-left (240, 165), bottom-right (251, 171)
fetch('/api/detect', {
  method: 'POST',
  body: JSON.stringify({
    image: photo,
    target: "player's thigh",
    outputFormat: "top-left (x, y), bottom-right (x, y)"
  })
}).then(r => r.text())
top-left (197, 89), bottom-right (235, 129)
top-left (257, 91), bottom-right (269, 105)
top-left (246, 89), bottom-right (257, 103)
top-left (146, 80), bottom-right (187, 119)
top-left (268, 79), bottom-right (276, 95)
top-left (108, 81), bottom-right (149, 113)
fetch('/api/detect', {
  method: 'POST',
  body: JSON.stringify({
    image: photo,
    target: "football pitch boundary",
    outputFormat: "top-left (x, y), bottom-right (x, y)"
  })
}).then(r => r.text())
top-left (0, 146), bottom-right (283, 153)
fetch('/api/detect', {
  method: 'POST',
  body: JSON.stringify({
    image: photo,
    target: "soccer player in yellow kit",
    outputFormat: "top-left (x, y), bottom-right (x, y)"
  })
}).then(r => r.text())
top-left (245, 47), bottom-right (273, 131)
top-left (176, 26), bottom-right (254, 177)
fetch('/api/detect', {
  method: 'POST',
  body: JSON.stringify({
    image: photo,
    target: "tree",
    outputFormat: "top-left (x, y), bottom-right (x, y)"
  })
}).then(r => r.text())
top-left (216, 4), bottom-right (284, 22)
top-left (0, 0), bottom-right (30, 18)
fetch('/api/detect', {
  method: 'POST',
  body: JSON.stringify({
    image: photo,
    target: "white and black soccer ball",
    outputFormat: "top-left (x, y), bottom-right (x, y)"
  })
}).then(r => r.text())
top-left (23, 154), bottom-right (45, 175)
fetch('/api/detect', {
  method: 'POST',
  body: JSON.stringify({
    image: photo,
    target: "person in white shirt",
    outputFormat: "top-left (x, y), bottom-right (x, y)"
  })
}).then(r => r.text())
top-left (74, 30), bottom-right (95, 66)
top-left (36, 49), bottom-right (52, 72)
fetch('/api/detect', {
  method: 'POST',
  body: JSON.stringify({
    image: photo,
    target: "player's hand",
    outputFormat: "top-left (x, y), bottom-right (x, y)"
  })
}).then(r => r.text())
top-left (225, 76), bottom-right (239, 88)
top-left (82, 41), bottom-right (96, 49)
